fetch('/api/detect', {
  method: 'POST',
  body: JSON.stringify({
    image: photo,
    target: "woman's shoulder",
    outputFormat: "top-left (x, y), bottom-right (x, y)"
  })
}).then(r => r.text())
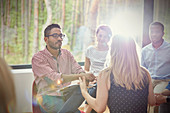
top-left (98, 67), bottom-right (111, 90)
top-left (99, 68), bottom-right (111, 80)
top-left (141, 67), bottom-right (149, 76)
top-left (101, 67), bottom-right (111, 73)
top-left (85, 45), bottom-right (96, 56)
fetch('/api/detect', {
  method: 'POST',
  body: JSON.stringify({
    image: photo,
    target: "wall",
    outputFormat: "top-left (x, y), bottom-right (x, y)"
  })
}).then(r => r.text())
top-left (12, 69), bottom-right (34, 113)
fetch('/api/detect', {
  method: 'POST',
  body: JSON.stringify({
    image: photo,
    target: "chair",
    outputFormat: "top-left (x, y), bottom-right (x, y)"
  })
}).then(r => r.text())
top-left (32, 80), bottom-right (42, 113)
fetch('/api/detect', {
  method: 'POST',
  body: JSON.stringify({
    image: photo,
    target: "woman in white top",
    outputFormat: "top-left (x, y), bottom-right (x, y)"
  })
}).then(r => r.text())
top-left (84, 25), bottom-right (112, 113)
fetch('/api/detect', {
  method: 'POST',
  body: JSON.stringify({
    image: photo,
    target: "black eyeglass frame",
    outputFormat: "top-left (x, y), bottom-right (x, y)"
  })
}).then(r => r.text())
top-left (46, 33), bottom-right (65, 39)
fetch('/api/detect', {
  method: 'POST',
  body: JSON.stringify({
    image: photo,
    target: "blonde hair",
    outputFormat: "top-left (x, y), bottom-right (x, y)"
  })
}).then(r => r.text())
top-left (105, 35), bottom-right (148, 90)
top-left (0, 58), bottom-right (16, 112)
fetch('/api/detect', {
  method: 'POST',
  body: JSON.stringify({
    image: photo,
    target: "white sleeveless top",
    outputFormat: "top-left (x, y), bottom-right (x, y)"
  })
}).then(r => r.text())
top-left (85, 45), bottom-right (108, 76)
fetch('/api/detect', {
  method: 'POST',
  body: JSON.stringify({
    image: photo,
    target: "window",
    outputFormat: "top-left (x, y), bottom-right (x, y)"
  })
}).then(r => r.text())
top-left (1, 0), bottom-right (145, 65)
top-left (153, 0), bottom-right (170, 42)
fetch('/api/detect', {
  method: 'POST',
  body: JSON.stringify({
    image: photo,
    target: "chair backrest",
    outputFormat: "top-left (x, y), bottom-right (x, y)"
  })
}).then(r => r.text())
top-left (32, 80), bottom-right (42, 113)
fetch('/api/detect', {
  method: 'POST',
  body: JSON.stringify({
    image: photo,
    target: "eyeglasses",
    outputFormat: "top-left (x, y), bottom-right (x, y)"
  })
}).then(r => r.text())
top-left (47, 33), bottom-right (65, 39)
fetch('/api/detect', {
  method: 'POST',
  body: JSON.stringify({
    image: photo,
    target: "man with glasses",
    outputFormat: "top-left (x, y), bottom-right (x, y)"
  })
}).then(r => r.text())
top-left (32, 24), bottom-right (95, 113)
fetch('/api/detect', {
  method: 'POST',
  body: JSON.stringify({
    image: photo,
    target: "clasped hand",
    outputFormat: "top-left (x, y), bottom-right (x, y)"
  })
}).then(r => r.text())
top-left (84, 72), bottom-right (96, 82)
top-left (154, 93), bottom-right (167, 105)
top-left (79, 76), bottom-right (88, 95)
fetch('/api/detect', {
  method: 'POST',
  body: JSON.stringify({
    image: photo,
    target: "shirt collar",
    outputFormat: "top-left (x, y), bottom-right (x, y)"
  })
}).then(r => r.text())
top-left (152, 39), bottom-right (165, 50)
top-left (44, 46), bottom-right (62, 57)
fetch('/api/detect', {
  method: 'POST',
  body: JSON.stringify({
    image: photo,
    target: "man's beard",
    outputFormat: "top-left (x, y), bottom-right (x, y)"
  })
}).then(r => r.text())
top-left (48, 40), bottom-right (62, 50)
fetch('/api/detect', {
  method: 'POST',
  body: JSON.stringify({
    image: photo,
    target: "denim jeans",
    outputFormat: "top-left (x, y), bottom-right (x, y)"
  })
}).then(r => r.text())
top-left (40, 85), bottom-right (84, 113)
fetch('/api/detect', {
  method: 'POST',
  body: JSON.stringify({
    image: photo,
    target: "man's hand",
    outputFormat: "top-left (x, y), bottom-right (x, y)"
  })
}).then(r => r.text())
top-left (84, 73), bottom-right (96, 82)
top-left (155, 93), bottom-right (167, 105)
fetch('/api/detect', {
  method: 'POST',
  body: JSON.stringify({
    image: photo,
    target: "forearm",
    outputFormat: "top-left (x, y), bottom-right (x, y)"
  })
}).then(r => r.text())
top-left (79, 74), bottom-right (107, 113)
top-left (84, 57), bottom-right (90, 71)
top-left (161, 89), bottom-right (170, 96)
top-left (62, 73), bottom-right (86, 83)
top-left (82, 91), bottom-right (106, 113)
top-left (82, 91), bottom-right (101, 112)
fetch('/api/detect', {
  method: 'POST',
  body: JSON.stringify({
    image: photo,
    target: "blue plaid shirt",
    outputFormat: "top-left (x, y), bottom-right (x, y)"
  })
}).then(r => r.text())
top-left (141, 40), bottom-right (170, 79)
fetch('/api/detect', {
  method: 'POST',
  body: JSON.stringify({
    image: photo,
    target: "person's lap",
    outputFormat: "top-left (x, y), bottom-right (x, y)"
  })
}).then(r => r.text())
top-left (58, 86), bottom-right (84, 113)
top-left (40, 95), bottom-right (65, 113)
top-left (40, 85), bottom-right (84, 113)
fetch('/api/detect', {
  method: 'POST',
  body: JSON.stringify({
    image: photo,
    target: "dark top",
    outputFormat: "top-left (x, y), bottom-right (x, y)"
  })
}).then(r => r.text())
top-left (108, 72), bottom-right (149, 113)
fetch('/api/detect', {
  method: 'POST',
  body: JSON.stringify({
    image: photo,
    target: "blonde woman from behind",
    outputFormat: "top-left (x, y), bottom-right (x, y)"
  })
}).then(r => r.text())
top-left (79, 35), bottom-right (156, 113)
top-left (0, 58), bottom-right (17, 113)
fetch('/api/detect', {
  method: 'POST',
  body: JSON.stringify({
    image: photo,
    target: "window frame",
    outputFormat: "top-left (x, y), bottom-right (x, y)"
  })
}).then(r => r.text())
top-left (10, 62), bottom-right (85, 69)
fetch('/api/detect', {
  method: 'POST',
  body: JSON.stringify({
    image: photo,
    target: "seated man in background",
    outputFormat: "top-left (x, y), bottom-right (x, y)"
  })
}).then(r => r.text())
top-left (141, 22), bottom-right (170, 113)
top-left (32, 24), bottom-right (95, 113)
top-left (155, 81), bottom-right (170, 113)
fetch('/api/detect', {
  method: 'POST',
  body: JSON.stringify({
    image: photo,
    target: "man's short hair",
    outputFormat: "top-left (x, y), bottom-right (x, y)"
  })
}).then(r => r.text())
top-left (150, 22), bottom-right (164, 32)
top-left (44, 24), bottom-right (61, 37)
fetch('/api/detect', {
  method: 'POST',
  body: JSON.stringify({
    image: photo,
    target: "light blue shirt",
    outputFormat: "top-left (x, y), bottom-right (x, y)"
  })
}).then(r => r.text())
top-left (141, 40), bottom-right (170, 79)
